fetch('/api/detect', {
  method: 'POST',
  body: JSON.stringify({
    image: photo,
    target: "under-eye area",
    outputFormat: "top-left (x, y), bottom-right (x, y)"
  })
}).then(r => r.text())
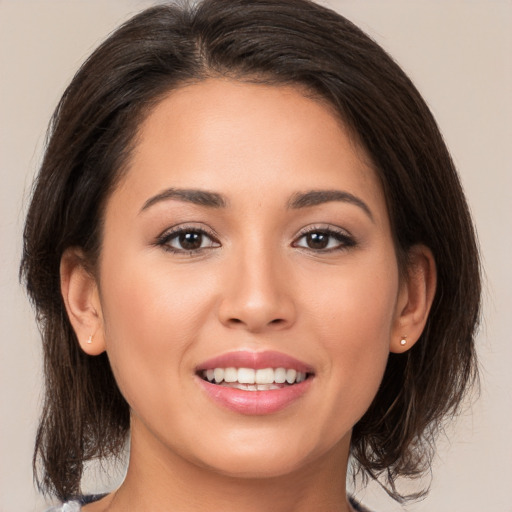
top-left (199, 367), bottom-right (313, 391)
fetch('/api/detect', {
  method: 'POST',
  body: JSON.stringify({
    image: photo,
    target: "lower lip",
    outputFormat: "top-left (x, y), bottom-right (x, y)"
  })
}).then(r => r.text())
top-left (196, 377), bottom-right (313, 415)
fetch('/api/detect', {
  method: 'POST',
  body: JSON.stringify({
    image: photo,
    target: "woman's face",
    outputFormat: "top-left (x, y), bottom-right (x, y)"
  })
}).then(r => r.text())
top-left (95, 79), bottom-right (405, 478)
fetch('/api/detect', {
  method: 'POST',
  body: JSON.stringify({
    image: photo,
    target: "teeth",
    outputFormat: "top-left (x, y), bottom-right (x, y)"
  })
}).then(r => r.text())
top-left (255, 368), bottom-right (274, 384)
top-left (201, 367), bottom-right (309, 387)
top-left (285, 369), bottom-right (297, 384)
top-left (238, 368), bottom-right (255, 384)
top-left (224, 367), bottom-right (237, 383)
top-left (274, 367), bottom-right (287, 384)
top-left (220, 382), bottom-right (282, 391)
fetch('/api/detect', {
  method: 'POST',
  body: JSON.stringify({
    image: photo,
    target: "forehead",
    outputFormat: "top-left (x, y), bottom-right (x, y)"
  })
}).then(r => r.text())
top-left (134, 79), bottom-right (367, 164)
top-left (113, 79), bottom-right (386, 220)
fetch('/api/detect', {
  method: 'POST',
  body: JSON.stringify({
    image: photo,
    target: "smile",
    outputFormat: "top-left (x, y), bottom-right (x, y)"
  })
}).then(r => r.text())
top-left (196, 351), bottom-right (314, 414)
top-left (201, 367), bottom-right (309, 391)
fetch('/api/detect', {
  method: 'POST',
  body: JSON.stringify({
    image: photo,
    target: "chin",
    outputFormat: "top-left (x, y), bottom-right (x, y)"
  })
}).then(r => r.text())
top-left (187, 430), bottom-right (345, 481)
top-left (201, 453), bottom-right (311, 480)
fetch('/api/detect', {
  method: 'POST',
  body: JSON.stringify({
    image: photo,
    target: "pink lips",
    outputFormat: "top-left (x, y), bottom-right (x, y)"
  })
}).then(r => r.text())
top-left (196, 350), bottom-right (313, 373)
top-left (196, 350), bottom-right (314, 415)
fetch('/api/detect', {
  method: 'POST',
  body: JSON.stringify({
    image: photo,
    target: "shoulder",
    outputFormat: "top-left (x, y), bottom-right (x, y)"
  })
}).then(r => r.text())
top-left (46, 496), bottom-right (371, 512)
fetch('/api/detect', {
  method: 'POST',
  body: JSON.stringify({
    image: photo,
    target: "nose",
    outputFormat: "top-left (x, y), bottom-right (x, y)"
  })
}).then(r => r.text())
top-left (218, 248), bottom-right (296, 333)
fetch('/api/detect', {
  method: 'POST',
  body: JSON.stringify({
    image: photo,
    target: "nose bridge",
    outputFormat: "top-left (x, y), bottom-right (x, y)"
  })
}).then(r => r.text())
top-left (219, 239), bottom-right (295, 332)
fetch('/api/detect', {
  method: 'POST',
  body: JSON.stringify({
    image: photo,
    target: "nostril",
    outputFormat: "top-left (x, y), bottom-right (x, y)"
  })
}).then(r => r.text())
top-left (228, 317), bottom-right (285, 327)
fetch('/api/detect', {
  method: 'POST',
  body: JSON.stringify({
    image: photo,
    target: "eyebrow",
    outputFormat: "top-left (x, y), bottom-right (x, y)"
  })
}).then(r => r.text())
top-left (287, 189), bottom-right (374, 221)
top-left (140, 188), bottom-right (227, 212)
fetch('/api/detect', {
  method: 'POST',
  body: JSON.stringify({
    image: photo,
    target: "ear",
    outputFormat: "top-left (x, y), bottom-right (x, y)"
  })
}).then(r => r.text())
top-left (60, 248), bottom-right (106, 356)
top-left (390, 245), bottom-right (437, 354)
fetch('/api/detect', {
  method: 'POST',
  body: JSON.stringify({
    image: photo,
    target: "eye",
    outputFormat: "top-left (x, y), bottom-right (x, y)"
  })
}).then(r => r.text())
top-left (293, 227), bottom-right (355, 252)
top-left (156, 227), bottom-right (220, 253)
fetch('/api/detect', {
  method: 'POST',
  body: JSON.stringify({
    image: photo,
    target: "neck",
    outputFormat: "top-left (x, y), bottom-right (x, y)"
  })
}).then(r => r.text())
top-left (100, 420), bottom-right (353, 512)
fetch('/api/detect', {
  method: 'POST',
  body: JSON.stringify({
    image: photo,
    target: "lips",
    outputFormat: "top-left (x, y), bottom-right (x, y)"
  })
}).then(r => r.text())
top-left (196, 350), bottom-right (314, 415)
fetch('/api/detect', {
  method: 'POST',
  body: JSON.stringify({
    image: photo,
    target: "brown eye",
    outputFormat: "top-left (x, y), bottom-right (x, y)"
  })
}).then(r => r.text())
top-left (158, 228), bottom-right (220, 253)
top-left (293, 228), bottom-right (355, 252)
top-left (305, 232), bottom-right (330, 249)
top-left (178, 231), bottom-right (203, 250)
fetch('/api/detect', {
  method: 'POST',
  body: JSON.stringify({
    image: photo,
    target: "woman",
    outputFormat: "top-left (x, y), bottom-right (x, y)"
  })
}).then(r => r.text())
top-left (20, 1), bottom-right (480, 511)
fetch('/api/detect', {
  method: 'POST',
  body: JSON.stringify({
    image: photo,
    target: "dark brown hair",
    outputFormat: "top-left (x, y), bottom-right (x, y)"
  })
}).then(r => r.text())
top-left (21, 0), bottom-right (480, 503)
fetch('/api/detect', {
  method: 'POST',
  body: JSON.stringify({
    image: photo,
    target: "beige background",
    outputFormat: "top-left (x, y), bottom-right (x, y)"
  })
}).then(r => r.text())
top-left (1, 1), bottom-right (511, 511)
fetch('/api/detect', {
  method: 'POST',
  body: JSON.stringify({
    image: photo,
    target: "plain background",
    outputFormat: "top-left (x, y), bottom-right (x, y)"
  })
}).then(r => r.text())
top-left (1, 1), bottom-right (511, 511)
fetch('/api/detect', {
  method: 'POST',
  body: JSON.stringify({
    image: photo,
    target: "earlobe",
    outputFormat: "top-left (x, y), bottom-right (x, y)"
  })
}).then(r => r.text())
top-left (60, 248), bottom-right (106, 356)
top-left (390, 245), bottom-right (437, 354)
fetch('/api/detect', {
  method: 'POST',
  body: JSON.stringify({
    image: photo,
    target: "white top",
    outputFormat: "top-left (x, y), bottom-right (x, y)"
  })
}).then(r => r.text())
top-left (45, 502), bottom-right (81, 512)
top-left (45, 496), bottom-right (372, 511)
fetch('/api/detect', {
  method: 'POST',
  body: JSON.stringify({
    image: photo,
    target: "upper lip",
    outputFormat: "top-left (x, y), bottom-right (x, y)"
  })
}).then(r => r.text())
top-left (196, 350), bottom-right (314, 373)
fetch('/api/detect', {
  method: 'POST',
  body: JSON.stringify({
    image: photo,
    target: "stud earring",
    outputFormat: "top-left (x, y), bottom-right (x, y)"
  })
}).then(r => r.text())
top-left (87, 334), bottom-right (93, 344)
top-left (400, 336), bottom-right (407, 346)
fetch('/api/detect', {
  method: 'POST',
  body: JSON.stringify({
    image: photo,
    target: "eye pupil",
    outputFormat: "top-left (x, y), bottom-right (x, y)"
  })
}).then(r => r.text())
top-left (179, 232), bottom-right (202, 250)
top-left (307, 232), bottom-right (329, 249)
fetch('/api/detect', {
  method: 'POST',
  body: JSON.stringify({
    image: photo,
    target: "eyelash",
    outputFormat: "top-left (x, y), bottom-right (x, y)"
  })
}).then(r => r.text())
top-left (292, 225), bottom-right (356, 253)
top-left (155, 224), bottom-right (356, 255)
top-left (155, 225), bottom-right (220, 255)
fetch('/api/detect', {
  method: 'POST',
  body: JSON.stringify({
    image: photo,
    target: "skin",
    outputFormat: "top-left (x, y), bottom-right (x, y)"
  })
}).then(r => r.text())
top-left (61, 79), bottom-right (436, 512)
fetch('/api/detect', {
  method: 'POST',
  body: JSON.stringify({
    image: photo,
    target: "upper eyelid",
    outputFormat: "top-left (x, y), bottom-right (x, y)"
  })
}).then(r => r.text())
top-left (158, 223), bottom-right (220, 240)
top-left (155, 223), bottom-right (354, 246)
top-left (294, 224), bottom-right (352, 238)
top-left (157, 224), bottom-right (352, 239)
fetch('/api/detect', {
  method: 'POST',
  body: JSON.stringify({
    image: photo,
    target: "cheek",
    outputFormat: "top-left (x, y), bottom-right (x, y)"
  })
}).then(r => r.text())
top-left (308, 253), bottom-right (399, 339)
top-left (97, 254), bottom-right (217, 406)
top-left (305, 254), bottom-right (399, 414)
top-left (101, 252), bottom-right (215, 338)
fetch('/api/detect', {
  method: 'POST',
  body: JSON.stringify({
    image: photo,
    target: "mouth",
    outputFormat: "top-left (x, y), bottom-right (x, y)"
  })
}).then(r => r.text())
top-left (199, 367), bottom-right (310, 391)
top-left (195, 350), bottom-right (314, 414)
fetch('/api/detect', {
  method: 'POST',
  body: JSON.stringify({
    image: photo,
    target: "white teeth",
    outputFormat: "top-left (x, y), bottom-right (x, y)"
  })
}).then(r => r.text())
top-left (202, 367), bottom-right (309, 387)
top-left (213, 368), bottom-right (224, 383)
top-left (285, 369), bottom-right (297, 384)
top-left (224, 367), bottom-right (237, 383)
top-left (274, 367), bottom-right (287, 384)
top-left (220, 382), bottom-right (282, 391)
top-left (237, 368), bottom-right (255, 384)
top-left (255, 368), bottom-right (274, 384)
